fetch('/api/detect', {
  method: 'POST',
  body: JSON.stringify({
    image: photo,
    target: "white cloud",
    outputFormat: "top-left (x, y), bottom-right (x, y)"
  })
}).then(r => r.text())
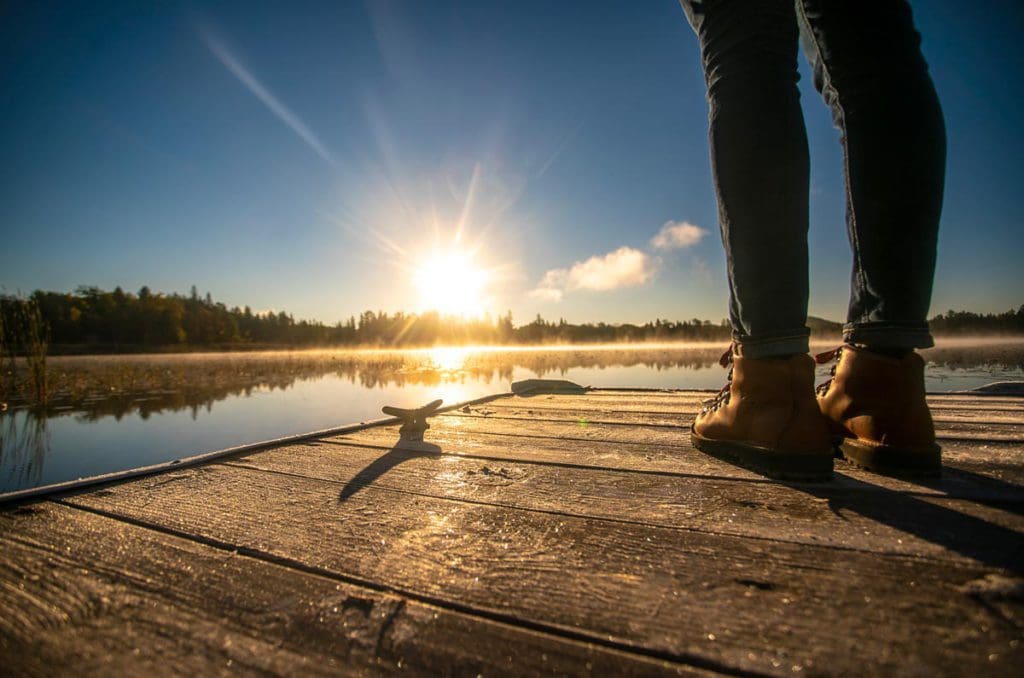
top-left (649, 220), bottom-right (707, 251)
top-left (528, 285), bottom-right (565, 302)
top-left (529, 219), bottom-right (704, 302)
top-left (530, 247), bottom-right (656, 301)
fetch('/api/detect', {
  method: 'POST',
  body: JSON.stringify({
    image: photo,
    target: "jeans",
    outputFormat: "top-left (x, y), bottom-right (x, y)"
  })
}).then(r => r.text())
top-left (680, 0), bottom-right (945, 357)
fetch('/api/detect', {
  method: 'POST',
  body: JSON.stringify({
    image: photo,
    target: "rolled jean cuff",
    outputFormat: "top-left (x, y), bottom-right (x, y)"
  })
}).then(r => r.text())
top-left (733, 329), bottom-right (810, 359)
top-left (843, 322), bottom-right (934, 350)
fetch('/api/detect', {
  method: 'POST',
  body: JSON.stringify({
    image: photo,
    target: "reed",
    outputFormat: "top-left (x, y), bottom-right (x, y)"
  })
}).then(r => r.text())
top-left (0, 298), bottom-right (50, 405)
top-left (20, 300), bottom-right (49, 404)
top-left (0, 311), bottom-right (10, 403)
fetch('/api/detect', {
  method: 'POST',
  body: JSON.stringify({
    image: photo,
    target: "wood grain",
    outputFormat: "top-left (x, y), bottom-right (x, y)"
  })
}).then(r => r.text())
top-left (337, 412), bottom-right (1024, 485)
top-left (464, 402), bottom-right (1024, 438)
top-left (4, 389), bottom-right (1022, 677)
top-left (222, 440), bottom-right (1024, 565)
top-left (62, 462), bottom-right (1024, 676)
top-left (0, 502), bottom-right (697, 677)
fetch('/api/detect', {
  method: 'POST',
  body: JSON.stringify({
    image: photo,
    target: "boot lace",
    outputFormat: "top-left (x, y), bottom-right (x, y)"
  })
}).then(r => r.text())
top-left (700, 345), bottom-right (735, 414)
top-left (814, 345), bottom-right (843, 396)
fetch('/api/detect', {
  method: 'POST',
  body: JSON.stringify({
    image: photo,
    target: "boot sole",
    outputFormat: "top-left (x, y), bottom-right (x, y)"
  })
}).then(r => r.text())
top-left (691, 427), bottom-right (833, 482)
top-left (839, 438), bottom-right (942, 477)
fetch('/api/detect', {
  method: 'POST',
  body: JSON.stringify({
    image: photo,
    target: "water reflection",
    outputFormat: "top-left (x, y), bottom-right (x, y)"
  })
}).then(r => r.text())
top-left (1, 410), bottom-right (48, 491)
top-left (7, 343), bottom-right (1020, 422)
top-left (8, 346), bottom-right (731, 421)
top-left (428, 346), bottom-right (473, 372)
top-left (0, 343), bottom-right (1021, 496)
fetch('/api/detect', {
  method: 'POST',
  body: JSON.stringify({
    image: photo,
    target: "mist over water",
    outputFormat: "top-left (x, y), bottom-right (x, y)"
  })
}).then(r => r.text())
top-left (2, 340), bottom-right (1022, 496)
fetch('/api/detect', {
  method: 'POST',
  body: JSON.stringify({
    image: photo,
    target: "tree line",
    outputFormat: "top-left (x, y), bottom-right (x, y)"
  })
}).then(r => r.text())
top-left (927, 307), bottom-right (1024, 335)
top-left (1, 286), bottom-right (1021, 352)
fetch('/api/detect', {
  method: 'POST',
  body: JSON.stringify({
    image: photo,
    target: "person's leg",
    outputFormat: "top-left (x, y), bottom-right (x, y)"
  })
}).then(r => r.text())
top-left (682, 0), bottom-right (811, 358)
top-left (798, 0), bottom-right (945, 475)
top-left (797, 0), bottom-right (945, 349)
top-left (682, 1), bottom-right (832, 480)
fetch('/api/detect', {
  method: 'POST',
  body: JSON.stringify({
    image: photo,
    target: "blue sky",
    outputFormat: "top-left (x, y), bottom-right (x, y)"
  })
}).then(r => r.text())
top-left (1, 0), bottom-right (1021, 325)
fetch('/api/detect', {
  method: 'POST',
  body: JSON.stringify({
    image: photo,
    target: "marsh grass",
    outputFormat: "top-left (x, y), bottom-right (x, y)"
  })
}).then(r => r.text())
top-left (0, 298), bottom-right (50, 405)
top-left (0, 312), bottom-right (12, 404)
top-left (21, 302), bottom-right (49, 404)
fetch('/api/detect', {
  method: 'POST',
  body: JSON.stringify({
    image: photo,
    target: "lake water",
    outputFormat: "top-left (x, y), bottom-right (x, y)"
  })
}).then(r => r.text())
top-left (2, 341), bottom-right (1022, 497)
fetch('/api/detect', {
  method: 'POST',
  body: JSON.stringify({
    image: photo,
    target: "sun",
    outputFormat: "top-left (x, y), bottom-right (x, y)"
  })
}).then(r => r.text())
top-left (413, 248), bottom-right (490, 316)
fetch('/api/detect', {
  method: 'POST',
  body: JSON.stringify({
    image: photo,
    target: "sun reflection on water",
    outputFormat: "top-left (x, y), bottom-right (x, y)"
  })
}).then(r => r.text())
top-left (427, 346), bottom-right (471, 373)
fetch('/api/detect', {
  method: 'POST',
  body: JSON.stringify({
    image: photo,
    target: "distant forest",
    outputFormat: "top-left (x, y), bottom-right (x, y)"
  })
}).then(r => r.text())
top-left (1, 286), bottom-right (1022, 351)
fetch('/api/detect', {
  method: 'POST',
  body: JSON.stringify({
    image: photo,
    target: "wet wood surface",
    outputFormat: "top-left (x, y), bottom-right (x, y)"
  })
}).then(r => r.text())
top-left (2, 389), bottom-right (1022, 676)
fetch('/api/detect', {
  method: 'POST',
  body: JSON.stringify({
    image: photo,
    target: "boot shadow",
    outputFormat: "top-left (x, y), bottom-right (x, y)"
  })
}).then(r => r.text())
top-left (888, 464), bottom-right (1024, 517)
top-left (794, 467), bottom-right (1024, 573)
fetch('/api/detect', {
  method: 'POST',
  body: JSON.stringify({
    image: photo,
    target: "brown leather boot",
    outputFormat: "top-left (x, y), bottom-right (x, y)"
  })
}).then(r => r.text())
top-left (816, 344), bottom-right (941, 476)
top-left (691, 349), bottom-right (833, 481)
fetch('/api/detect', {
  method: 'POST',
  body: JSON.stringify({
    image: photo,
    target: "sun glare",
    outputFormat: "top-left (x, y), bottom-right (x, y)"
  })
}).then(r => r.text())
top-left (428, 346), bottom-right (470, 372)
top-left (414, 249), bottom-right (489, 317)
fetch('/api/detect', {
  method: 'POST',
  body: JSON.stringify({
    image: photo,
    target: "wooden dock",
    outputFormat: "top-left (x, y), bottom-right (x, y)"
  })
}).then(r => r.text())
top-left (2, 389), bottom-right (1023, 676)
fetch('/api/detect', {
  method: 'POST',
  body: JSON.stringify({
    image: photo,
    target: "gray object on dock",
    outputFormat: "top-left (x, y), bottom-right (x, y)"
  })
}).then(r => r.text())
top-left (382, 398), bottom-right (443, 441)
top-left (964, 381), bottom-right (1024, 396)
top-left (511, 378), bottom-right (587, 395)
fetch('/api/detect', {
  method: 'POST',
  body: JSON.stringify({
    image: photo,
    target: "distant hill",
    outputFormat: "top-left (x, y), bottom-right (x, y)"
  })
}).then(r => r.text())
top-left (807, 308), bottom-right (1024, 337)
top-left (807, 316), bottom-right (843, 335)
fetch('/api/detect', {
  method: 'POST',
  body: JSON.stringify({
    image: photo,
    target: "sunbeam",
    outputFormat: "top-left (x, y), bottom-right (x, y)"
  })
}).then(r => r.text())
top-left (200, 27), bottom-right (335, 166)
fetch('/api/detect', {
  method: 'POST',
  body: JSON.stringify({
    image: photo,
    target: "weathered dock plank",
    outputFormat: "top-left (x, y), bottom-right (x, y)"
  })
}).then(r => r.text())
top-left (507, 392), bottom-right (1024, 415)
top-left (339, 414), bottom-right (1024, 485)
top-left (473, 402), bottom-right (1024, 436)
top-left (2, 388), bottom-right (1022, 676)
top-left (0, 503), bottom-right (698, 677)
top-left (334, 426), bottom-right (1024, 516)
top-left (222, 440), bottom-right (1023, 565)
top-left (337, 413), bottom-right (1024, 489)
top-left (59, 461), bottom-right (1022, 675)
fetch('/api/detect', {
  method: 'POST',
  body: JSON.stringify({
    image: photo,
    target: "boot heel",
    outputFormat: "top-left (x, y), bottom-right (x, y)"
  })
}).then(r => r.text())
top-left (839, 439), bottom-right (942, 477)
top-left (692, 427), bottom-right (834, 482)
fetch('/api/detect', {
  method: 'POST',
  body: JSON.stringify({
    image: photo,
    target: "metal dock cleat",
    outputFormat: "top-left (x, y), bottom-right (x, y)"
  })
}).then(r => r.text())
top-left (382, 398), bottom-right (444, 441)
